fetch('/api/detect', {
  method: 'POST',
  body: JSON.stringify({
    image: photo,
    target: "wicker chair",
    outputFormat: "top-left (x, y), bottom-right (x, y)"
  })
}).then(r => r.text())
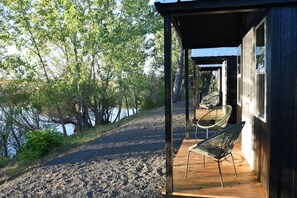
top-left (185, 121), bottom-right (245, 187)
top-left (195, 105), bottom-right (232, 139)
top-left (199, 91), bottom-right (220, 109)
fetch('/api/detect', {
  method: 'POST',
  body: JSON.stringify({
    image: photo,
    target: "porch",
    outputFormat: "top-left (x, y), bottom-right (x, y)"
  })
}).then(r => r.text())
top-left (162, 139), bottom-right (266, 198)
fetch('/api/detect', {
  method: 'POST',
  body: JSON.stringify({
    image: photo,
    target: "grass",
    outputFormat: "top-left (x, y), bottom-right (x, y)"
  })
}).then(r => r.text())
top-left (0, 110), bottom-right (148, 185)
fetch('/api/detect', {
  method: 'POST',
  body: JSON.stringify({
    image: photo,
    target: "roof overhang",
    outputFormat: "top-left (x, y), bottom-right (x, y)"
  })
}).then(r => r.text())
top-left (173, 12), bottom-right (244, 48)
top-left (198, 65), bottom-right (221, 71)
top-left (155, 0), bottom-right (297, 15)
top-left (192, 56), bottom-right (236, 65)
top-left (191, 47), bottom-right (237, 64)
top-left (155, 0), bottom-right (297, 49)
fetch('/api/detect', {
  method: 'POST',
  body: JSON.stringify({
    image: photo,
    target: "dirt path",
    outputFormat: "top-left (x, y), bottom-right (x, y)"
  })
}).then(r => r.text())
top-left (1, 102), bottom-right (192, 197)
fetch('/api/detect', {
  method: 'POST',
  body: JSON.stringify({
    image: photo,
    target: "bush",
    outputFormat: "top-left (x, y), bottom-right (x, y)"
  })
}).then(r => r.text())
top-left (19, 128), bottom-right (63, 161)
top-left (0, 157), bottom-right (9, 168)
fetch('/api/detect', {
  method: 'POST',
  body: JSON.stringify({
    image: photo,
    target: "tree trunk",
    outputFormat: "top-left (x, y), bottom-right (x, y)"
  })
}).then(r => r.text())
top-left (173, 33), bottom-right (184, 103)
top-left (10, 126), bottom-right (21, 149)
top-left (82, 54), bottom-right (95, 129)
top-left (11, 128), bottom-right (21, 149)
top-left (74, 46), bottom-right (83, 132)
top-left (93, 97), bottom-right (101, 127)
top-left (92, 60), bottom-right (101, 127)
top-left (8, 106), bottom-right (21, 148)
top-left (113, 96), bottom-right (123, 123)
top-left (125, 95), bottom-right (130, 117)
top-left (133, 89), bottom-right (138, 114)
top-left (98, 98), bottom-right (107, 125)
top-left (82, 104), bottom-right (90, 128)
top-left (1, 134), bottom-right (8, 158)
top-left (75, 103), bottom-right (83, 133)
top-left (57, 106), bottom-right (67, 136)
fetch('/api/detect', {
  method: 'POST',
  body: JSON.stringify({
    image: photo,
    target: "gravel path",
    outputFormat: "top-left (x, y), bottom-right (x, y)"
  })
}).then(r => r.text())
top-left (1, 102), bottom-right (192, 197)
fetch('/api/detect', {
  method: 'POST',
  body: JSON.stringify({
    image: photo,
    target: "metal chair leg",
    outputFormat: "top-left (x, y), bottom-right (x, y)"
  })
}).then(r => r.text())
top-left (185, 150), bottom-right (191, 178)
top-left (231, 153), bottom-right (237, 177)
top-left (217, 160), bottom-right (224, 187)
top-left (195, 122), bottom-right (200, 140)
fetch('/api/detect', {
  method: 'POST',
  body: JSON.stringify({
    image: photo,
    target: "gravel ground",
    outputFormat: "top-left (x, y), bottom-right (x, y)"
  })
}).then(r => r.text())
top-left (1, 101), bottom-right (192, 197)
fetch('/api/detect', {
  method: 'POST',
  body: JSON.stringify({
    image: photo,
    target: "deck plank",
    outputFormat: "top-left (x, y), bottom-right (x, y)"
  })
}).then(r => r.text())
top-left (162, 139), bottom-right (266, 198)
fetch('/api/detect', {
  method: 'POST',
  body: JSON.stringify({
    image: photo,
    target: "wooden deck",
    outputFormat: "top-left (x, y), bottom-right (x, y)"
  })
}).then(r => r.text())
top-left (162, 139), bottom-right (266, 198)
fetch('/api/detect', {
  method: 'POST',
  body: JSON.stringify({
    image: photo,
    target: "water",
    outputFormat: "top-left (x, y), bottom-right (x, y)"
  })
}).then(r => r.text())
top-left (55, 108), bottom-right (135, 136)
top-left (2, 108), bottom-right (135, 157)
top-left (110, 107), bottom-right (135, 122)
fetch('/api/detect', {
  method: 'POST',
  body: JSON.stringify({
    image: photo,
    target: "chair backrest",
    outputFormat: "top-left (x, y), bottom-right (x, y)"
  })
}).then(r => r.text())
top-left (214, 105), bottom-right (232, 128)
top-left (200, 91), bottom-right (219, 109)
top-left (198, 105), bottom-right (232, 129)
top-left (197, 121), bottom-right (245, 159)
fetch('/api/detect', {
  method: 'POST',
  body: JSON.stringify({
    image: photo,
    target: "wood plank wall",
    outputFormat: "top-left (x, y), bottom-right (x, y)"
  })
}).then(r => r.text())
top-left (267, 6), bottom-right (297, 198)
top-left (226, 58), bottom-right (237, 124)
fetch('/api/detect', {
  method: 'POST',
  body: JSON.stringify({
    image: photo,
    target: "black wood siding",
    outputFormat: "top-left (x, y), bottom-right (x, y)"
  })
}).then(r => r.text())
top-left (267, 6), bottom-right (297, 198)
top-left (227, 58), bottom-right (237, 124)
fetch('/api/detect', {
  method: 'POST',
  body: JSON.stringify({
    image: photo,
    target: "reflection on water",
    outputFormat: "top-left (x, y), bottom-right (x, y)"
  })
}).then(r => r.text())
top-left (3, 108), bottom-right (136, 157)
top-left (55, 108), bottom-right (135, 136)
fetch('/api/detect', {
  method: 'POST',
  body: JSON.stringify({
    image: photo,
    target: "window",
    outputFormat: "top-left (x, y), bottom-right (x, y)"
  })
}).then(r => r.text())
top-left (255, 19), bottom-right (266, 121)
top-left (237, 45), bottom-right (242, 106)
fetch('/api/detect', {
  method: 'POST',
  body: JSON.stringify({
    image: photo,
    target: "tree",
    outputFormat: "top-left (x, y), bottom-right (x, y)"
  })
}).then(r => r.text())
top-left (173, 30), bottom-right (184, 103)
top-left (0, 0), bottom-right (165, 157)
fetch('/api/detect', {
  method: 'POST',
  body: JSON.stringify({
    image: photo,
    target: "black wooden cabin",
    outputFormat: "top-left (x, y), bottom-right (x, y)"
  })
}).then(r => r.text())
top-left (191, 48), bottom-right (238, 124)
top-left (154, 0), bottom-right (297, 197)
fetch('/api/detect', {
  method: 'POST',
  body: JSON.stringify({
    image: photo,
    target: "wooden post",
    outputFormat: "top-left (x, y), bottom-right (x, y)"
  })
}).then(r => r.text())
top-left (185, 49), bottom-right (190, 139)
top-left (164, 14), bottom-right (173, 195)
top-left (219, 67), bottom-right (223, 105)
top-left (193, 63), bottom-right (197, 119)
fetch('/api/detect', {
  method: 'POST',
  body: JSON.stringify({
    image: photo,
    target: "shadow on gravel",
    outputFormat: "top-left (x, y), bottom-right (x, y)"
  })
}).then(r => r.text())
top-left (45, 101), bottom-right (193, 166)
top-left (45, 132), bottom-right (185, 166)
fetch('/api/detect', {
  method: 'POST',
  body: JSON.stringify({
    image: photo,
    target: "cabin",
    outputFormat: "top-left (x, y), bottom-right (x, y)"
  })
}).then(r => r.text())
top-left (192, 47), bottom-right (238, 124)
top-left (154, 0), bottom-right (297, 197)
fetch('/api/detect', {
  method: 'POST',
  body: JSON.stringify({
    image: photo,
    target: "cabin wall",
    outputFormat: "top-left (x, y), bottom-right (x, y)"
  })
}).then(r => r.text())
top-left (236, 105), bottom-right (242, 123)
top-left (254, 117), bottom-right (269, 196)
top-left (240, 5), bottom-right (297, 197)
top-left (240, 10), bottom-right (270, 195)
top-left (226, 58), bottom-right (237, 124)
top-left (226, 6), bottom-right (297, 197)
top-left (266, 6), bottom-right (297, 198)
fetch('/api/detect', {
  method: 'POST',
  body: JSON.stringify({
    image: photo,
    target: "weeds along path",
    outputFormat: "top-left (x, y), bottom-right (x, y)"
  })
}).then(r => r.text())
top-left (1, 101), bottom-right (189, 197)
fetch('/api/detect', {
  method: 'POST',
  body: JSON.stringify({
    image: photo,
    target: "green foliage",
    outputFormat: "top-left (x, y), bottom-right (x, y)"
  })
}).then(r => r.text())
top-left (0, 0), bottom-right (165, 159)
top-left (0, 157), bottom-right (9, 168)
top-left (141, 75), bottom-right (165, 110)
top-left (19, 129), bottom-right (63, 161)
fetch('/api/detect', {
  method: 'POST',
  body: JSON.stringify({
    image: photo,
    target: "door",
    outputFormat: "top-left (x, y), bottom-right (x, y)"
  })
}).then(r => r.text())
top-left (241, 28), bottom-right (255, 170)
top-left (222, 61), bottom-right (227, 106)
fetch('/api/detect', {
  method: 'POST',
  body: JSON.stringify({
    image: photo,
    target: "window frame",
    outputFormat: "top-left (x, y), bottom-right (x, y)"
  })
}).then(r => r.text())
top-left (237, 45), bottom-right (242, 106)
top-left (255, 18), bottom-right (267, 122)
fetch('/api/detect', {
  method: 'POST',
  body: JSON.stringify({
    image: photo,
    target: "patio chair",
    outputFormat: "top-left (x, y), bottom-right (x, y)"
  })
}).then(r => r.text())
top-left (199, 91), bottom-right (220, 109)
top-left (185, 121), bottom-right (245, 187)
top-left (195, 105), bottom-right (232, 139)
